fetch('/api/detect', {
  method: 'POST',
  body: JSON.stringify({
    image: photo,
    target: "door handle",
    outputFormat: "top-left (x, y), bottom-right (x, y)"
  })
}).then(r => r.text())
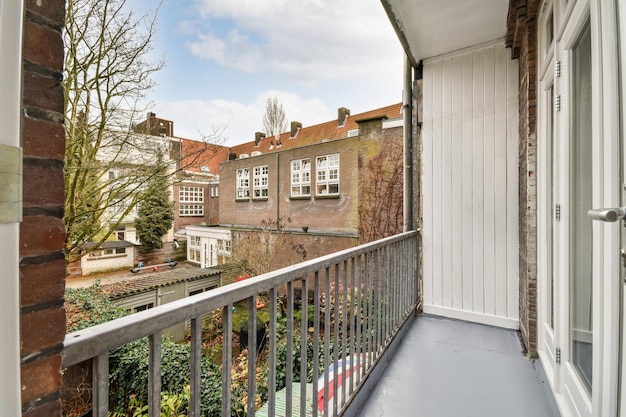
top-left (588, 207), bottom-right (626, 222)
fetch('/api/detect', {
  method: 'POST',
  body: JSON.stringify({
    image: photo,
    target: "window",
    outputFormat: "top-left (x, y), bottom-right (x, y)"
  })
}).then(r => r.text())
top-left (316, 154), bottom-right (340, 196)
top-left (253, 165), bottom-right (269, 199)
top-left (211, 186), bottom-right (219, 197)
top-left (179, 186), bottom-right (204, 216)
top-left (291, 158), bottom-right (311, 197)
top-left (116, 227), bottom-right (126, 241)
top-left (134, 303), bottom-right (154, 312)
top-left (212, 238), bottom-right (232, 265)
top-left (216, 239), bottom-right (231, 255)
top-left (236, 168), bottom-right (250, 199)
top-left (89, 247), bottom-right (126, 257)
top-left (108, 199), bottom-right (127, 218)
top-left (188, 236), bottom-right (201, 263)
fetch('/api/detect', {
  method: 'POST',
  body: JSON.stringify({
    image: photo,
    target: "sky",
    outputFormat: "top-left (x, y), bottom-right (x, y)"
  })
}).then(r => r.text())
top-left (136, 0), bottom-right (405, 147)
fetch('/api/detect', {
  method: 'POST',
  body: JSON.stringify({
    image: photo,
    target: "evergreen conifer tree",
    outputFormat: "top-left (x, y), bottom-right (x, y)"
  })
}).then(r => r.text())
top-left (135, 166), bottom-right (174, 252)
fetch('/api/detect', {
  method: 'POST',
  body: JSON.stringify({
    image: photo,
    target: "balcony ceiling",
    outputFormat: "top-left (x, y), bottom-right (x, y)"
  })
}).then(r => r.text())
top-left (381, 0), bottom-right (510, 65)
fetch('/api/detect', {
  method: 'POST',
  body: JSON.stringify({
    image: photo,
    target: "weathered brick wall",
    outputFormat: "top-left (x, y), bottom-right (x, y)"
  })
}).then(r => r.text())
top-left (20, 1), bottom-right (66, 416)
top-left (219, 137), bottom-right (361, 234)
top-left (506, 0), bottom-right (539, 355)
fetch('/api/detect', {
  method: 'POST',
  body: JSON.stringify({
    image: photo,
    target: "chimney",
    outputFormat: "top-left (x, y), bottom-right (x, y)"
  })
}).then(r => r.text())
top-left (337, 107), bottom-right (350, 127)
top-left (255, 132), bottom-right (266, 147)
top-left (290, 121), bottom-right (302, 138)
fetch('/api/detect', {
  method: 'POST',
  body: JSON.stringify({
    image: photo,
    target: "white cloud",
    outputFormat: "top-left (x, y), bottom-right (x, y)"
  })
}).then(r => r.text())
top-left (152, 91), bottom-right (332, 147)
top-left (186, 0), bottom-right (403, 84)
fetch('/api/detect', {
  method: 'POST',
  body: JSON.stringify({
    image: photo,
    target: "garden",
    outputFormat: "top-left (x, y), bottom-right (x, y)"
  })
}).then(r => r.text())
top-left (61, 279), bottom-right (371, 417)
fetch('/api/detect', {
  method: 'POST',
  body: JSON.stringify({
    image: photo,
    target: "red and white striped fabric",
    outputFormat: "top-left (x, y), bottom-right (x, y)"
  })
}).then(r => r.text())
top-left (316, 354), bottom-right (364, 414)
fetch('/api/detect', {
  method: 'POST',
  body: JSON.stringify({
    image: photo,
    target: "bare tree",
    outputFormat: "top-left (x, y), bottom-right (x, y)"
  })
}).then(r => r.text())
top-left (262, 96), bottom-right (288, 141)
top-left (232, 216), bottom-right (306, 276)
top-left (63, 0), bottom-right (222, 264)
top-left (358, 136), bottom-right (404, 243)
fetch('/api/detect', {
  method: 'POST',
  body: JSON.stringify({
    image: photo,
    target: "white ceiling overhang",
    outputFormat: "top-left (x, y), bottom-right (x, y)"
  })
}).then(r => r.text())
top-left (381, 0), bottom-right (510, 65)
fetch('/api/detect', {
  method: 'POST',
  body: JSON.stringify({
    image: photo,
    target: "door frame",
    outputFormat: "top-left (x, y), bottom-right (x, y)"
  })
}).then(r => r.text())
top-left (537, 0), bottom-right (622, 416)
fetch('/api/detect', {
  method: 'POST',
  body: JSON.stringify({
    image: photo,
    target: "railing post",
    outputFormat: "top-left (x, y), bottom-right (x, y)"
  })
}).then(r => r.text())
top-left (149, 332), bottom-right (162, 417)
top-left (92, 353), bottom-right (109, 417)
top-left (349, 257), bottom-right (356, 396)
top-left (247, 296), bottom-right (257, 417)
top-left (286, 281), bottom-right (294, 417)
top-left (222, 304), bottom-right (233, 417)
top-left (190, 317), bottom-right (202, 417)
top-left (323, 266), bottom-right (331, 417)
top-left (341, 259), bottom-right (349, 409)
top-left (333, 263), bottom-right (340, 416)
top-left (312, 271), bottom-right (320, 417)
top-left (268, 289), bottom-right (277, 417)
top-left (300, 277), bottom-right (308, 417)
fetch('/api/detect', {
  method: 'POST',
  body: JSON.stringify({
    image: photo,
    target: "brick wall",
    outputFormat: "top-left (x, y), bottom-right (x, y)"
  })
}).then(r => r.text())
top-left (229, 230), bottom-right (357, 281)
top-left (506, 0), bottom-right (539, 355)
top-left (219, 138), bottom-right (361, 234)
top-left (20, 1), bottom-right (66, 416)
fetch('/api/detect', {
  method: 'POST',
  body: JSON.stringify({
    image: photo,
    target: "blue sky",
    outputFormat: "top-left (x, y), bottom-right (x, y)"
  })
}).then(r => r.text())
top-left (138, 0), bottom-right (405, 146)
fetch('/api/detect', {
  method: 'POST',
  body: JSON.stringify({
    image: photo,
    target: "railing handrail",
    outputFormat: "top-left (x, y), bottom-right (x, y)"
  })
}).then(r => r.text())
top-left (62, 230), bottom-right (418, 368)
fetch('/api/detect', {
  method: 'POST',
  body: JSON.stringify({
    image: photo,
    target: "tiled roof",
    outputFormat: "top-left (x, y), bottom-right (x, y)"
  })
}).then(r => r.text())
top-left (179, 138), bottom-right (230, 175)
top-left (228, 103), bottom-right (402, 157)
top-left (104, 266), bottom-right (221, 299)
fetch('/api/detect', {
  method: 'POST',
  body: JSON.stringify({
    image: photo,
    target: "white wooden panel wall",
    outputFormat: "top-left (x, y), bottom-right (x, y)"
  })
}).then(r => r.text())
top-left (422, 41), bottom-right (520, 329)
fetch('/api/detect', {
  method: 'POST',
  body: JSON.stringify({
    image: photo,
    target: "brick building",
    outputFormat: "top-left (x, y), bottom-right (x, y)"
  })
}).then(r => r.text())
top-left (186, 104), bottom-right (404, 272)
top-left (173, 138), bottom-right (227, 231)
top-left (135, 112), bottom-right (229, 233)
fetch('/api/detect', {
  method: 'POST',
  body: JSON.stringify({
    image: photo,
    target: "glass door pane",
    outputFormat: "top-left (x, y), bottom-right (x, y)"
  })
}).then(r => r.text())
top-left (569, 21), bottom-right (593, 394)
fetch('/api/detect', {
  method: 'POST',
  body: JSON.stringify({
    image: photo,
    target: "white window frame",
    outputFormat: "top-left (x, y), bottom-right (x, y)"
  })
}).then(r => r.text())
top-left (253, 165), bottom-right (269, 199)
top-left (188, 235), bottom-right (202, 263)
top-left (291, 158), bottom-right (311, 197)
top-left (215, 238), bottom-right (232, 263)
top-left (315, 154), bottom-right (340, 196)
top-left (179, 186), bottom-right (204, 216)
top-left (236, 168), bottom-right (250, 199)
top-left (89, 247), bottom-right (126, 258)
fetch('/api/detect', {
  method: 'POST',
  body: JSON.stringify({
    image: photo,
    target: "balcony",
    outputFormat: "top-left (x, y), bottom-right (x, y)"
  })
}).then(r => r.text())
top-left (62, 231), bottom-right (558, 417)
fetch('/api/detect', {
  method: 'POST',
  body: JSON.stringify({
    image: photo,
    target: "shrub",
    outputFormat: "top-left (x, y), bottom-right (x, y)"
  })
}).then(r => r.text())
top-left (65, 281), bottom-right (128, 332)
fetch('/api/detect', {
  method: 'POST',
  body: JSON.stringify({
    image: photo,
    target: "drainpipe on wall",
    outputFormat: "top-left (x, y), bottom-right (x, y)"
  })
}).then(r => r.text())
top-left (276, 152), bottom-right (280, 225)
top-left (403, 55), bottom-right (414, 232)
top-left (0, 1), bottom-right (24, 415)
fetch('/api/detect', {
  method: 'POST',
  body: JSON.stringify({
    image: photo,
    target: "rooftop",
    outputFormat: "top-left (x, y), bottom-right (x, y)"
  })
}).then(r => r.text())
top-left (229, 103), bottom-right (403, 157)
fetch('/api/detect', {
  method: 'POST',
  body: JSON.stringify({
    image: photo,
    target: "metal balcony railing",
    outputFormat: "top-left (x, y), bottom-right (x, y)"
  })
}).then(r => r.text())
top-left (62, 231), bottom-right (419, 417)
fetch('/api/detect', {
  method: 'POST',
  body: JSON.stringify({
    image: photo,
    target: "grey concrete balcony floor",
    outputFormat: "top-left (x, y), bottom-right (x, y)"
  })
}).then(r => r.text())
top-left (357, 315), bottom-right (561, 417)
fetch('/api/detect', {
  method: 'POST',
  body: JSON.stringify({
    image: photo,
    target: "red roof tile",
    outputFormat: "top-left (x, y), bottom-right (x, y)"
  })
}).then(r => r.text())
top-left (179, 138), bottom-right (230, 175)
top-left (229, 103), bottom-right (402, 157)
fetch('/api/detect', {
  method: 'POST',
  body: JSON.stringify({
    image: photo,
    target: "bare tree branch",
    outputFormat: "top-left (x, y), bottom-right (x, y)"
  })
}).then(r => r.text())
top-left (63, 0), bottom-right (224, 265)
top-left (262, 96), bottom-right (288, 141)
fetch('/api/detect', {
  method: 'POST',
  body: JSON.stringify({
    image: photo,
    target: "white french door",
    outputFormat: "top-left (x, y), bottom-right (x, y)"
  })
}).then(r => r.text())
top-left (538, 0), bottom-right (623, 416)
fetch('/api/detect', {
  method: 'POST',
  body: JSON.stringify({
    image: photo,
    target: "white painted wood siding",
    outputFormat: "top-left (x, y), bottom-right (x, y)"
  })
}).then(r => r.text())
top-left (422, 41), bottom-right (519, 329)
